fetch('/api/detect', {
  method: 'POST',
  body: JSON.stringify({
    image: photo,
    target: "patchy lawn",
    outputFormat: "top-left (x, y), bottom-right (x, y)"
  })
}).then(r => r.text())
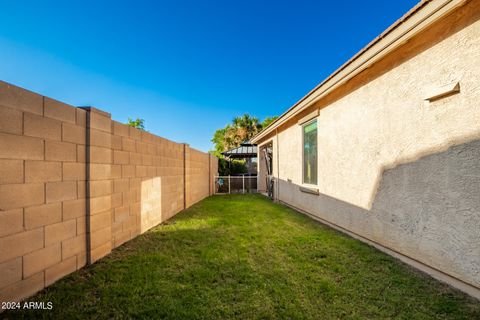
top-left (6, 194), bottom-right (479, 319)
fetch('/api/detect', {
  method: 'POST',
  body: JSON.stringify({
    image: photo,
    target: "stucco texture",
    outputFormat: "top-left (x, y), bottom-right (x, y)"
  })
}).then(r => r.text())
top-left (261, 1), bottom-right (480, 291)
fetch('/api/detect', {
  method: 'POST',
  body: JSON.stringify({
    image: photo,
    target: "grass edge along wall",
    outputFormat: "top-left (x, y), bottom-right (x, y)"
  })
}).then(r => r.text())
top-left (0, 80), bottom-right (218, 306)
top-left (4, 194), bottom-right (480, 319)
top-left (253, 0), bottom-right (480, 299)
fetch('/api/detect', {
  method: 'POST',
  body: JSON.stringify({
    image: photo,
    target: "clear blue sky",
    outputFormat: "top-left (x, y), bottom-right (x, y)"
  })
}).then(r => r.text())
top-left (0, 0), bottom-right (418, 151)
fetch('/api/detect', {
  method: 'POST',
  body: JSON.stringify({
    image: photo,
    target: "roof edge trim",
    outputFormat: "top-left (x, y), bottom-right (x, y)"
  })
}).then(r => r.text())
top-left (251, 0), bottom-right (467, 144)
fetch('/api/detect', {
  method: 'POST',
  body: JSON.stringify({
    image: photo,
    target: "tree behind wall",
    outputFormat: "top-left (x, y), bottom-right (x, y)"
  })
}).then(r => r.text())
top-left (261, 116), bottom-right (278, 129)
top-left (211, 114), bottom-right (278, 175)
top-left (211, 114), bottom-right (262, 158)
top-left (127, 118), bottom-right (146, 131)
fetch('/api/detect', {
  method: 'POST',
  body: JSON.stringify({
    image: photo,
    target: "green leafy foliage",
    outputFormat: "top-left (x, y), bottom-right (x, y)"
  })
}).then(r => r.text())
top-left (261, 116), bottom-right (279, 128)
top-left (217, 158), bottom-right (248, 176)
top-left (126, 117), bottom-right (146, 131)
top-left (211, 114), bottom-right (278, 174)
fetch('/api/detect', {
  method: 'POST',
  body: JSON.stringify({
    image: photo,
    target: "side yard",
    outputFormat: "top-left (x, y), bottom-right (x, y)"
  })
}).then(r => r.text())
top-left (5, 195), bottom-right (479, 319)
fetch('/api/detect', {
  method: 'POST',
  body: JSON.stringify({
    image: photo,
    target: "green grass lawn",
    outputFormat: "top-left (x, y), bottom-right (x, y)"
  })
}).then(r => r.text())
top-left (6, 194), bottom-right (480, 319)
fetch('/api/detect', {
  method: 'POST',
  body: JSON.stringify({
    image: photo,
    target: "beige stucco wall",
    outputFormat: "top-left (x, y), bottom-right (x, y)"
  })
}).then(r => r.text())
top-left (260, 1), bottom-right (480, 293)
top-left (258, 147), bottom-right (267, 192)
top-left (281, 1), bottom-right (480, 210)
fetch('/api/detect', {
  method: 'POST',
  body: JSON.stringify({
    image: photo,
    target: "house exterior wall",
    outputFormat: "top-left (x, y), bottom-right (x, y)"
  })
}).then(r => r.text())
top-left (258, 0), bottom-right (480, 296)
top-left (0, 81), bottom-right (218, 304)
top-left (258, 148), bottom-right (267, 192)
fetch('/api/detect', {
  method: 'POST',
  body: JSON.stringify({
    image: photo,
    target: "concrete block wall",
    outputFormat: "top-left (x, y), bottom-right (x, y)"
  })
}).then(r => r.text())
top-left (0, 82), bottom-right (87, 303)
top-left (109, 120), bottom-right (190, 250)
top-left (186, 148), bottom-right (211, 208)
top-left (0, 81), bottom-right (218, 304)
top-left (85, 107), bottom-right (115, 263)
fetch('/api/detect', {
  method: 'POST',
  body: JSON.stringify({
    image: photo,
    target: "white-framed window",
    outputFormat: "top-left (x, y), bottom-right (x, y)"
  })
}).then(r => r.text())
top-left (302, 120), bottom-right (317, 185)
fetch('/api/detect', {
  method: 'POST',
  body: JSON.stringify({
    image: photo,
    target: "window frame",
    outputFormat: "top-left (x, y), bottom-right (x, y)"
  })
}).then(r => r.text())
top-left (301, 118), bottom-right (318, 187)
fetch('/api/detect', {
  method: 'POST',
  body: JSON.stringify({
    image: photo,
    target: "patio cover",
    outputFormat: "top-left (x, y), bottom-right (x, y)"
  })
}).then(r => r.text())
top-left (221, 143), bottom-right (257, 159)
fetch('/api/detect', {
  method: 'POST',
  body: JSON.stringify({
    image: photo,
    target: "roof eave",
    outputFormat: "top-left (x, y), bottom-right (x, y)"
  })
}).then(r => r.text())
top-left (251, 0), bottom-right (466, 144)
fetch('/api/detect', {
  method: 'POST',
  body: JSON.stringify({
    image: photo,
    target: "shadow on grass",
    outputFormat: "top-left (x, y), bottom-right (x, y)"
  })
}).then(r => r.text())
top-left (5, 194), bottom-right (480, 319)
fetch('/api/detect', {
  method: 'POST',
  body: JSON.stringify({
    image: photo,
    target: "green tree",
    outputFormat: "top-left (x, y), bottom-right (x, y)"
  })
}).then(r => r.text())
top-left (261, 116), bottom-right (278, 128)
top-left (211, 126), bottom-right (229, 158)
top-left (127, 118), bottom-right (146, 131)
top-left (232, 114), bottom-right (262, 142)
top-left (211, 114), bottom-right (277, 174)
top-left (212, 114), bottom-right (264, 156)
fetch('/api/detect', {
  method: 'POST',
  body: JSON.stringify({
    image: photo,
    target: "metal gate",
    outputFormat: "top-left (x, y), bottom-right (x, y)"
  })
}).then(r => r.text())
top-left (214, 175), bottom-right (258, 194)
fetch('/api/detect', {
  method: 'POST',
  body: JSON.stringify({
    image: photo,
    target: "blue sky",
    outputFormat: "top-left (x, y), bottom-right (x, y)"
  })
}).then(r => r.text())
top-left (0, 0), bottom-right (418, 151)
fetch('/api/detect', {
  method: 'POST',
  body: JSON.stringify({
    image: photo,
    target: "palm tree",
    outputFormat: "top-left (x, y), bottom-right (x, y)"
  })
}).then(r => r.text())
top-left (211, 113), bottom-right (277, 175)
top-left (231, 114), bottom-right (262, 143)
top-left (211, 114), bottom-right (276, 158)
